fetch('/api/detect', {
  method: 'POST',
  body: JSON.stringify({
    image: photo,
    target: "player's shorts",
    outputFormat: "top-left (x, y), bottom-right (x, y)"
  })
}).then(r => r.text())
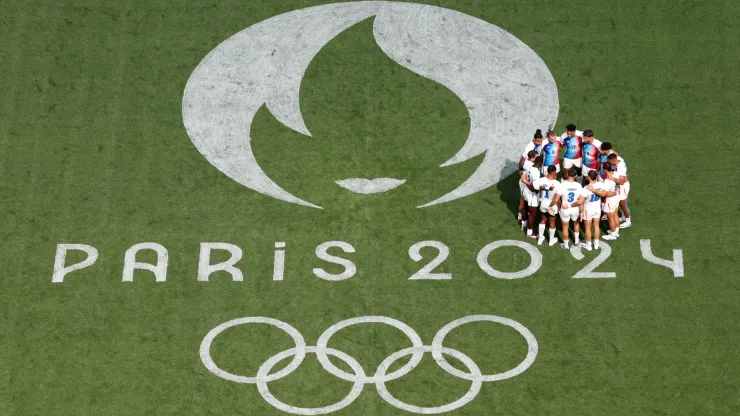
top-left (582, 166), bottom-right (597, 178)
top-left (563, 157), bottom-right (583, 170)
top-left (519, 181), bottom-right (527, 196)
top-left (541, 164), bottom-right (560, 175)
top-left (618, 181), bottom-right (631, 201)
top-left (524, 189), bottom-right (539, 207)
top-left (583, 205), bottom-right (602, 221)
top-left (540, 204), bottom-right (559, 215)
top-left (602, 197), bottom-right (620, 213)
top-left (559, 206), bottom-right (580, 222)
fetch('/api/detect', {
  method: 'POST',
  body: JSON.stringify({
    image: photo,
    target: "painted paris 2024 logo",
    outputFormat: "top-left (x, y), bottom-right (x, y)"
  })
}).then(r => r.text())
top-left (50, 4), bottom-right (685, 414)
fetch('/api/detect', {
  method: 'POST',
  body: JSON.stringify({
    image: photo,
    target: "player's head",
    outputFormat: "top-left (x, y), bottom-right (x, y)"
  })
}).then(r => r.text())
top-left (602, 162), bottom-right (615, 177)
top-left (566, 124), bottom-right (577, 138)
top-left (547, 165), bottom-right (558, 178)
top-left (546, 129), bottom-right (557, 143)
top-left (566, 167), bottom-right (578, 180)
top-left (583, 129), bottom-right (594, 143)
top-left (527, 150), bottom-right (538, 161)
top-left (600, 142), bottom-right (613, 155)
top-left (587, 170), bottom-right (598, 183)
top-left (533, 129), bottom-right (543, 146)
top-left (606, 153), bottom-right (618, 163)
top-left (534, 155), bottom-right (544, 167)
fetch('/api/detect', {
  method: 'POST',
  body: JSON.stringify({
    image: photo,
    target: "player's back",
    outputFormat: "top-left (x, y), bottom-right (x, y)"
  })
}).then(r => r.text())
top-left (558, 181), bottom-right (583, 207)
top-left (535, 178), bottom-right (559, 207)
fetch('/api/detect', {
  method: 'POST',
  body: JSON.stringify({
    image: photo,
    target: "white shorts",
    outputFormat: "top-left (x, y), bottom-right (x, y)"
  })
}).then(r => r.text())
top-left (541, 164), bottom-right (560, 175)
top-left (583, 205), bottom-right (602, 221)
top-left (559, 206), bottom-right (580, 222)
top-left (519, 181), bottom-right (527, 196)
top-left (582, 166), bottom-right (597, 178)
top-left (602, 197), bottom-right (620, 213)
top-left (618, 181), bottom-right (631, 201)
top-left (540, 204), bottom-right (559, 215)
top-left (564, 158), bottom-right (583, 169)
top-left (524, 189), bottom-right (539, 207)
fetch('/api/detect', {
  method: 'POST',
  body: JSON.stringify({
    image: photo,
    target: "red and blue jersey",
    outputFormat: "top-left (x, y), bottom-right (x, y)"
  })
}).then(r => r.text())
top-left (582, 138), bottom-right (602, 169)
top-left (561, 131), bottom-right (584, 159)
top-left (542, 141), bottom-right (561, 166)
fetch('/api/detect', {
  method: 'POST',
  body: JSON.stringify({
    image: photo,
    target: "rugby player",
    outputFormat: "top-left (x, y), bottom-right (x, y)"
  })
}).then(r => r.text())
top-left (541, 130), bottom-right (561, 175)
top-left (518, 129), bottom-right (543, 171)
top-left (581, 130), bottom-right (602, 178)
top-left (532, 165), bottom-right (560, 246)
top-left (561, 124), bottom-right (584, 174)
top-left (521, 156), bottom-right (543, 237)
top-left (518, 150), bottom-right (539, 224)
top-left (600, 162), bottom-right (621, 240)
top-left (578, 170), bottom-right (614, 251)
top-left (606, 153), bottom-right (632, 228)
top-left (550, 167), bottom-right (583, 249)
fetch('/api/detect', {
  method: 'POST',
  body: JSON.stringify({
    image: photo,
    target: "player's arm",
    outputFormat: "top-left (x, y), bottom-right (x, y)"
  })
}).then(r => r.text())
top-left (520, 171), bottom-right (531, 186)
top-left (518, 155), bottom-right (526, 171)
top-left (614, 173), bottom-right (629, 185)
top-left (577, 195), bottom-right (587, 218)
top-left (549, 193), bottom-right (561, 208)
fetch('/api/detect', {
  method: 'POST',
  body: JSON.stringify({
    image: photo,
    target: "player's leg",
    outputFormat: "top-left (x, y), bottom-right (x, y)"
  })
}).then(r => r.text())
top-left (537, 211), bottom-right (548, 245)
top-left (526, 205), bottom-right (538, 238)
top-left (518, 195), bottom-right (525, 224)
top-left (572, 213), bottom-right (581, 246)
top-left (618, 182), bottom-right (632, 228)
top-left (559, 209), bottom-right (571, 249)
top-left (548, 214), bottom-right (558, 246)
top-left (583, 219), bottom-right (593, 251)
top-left (593, 213), bottom-right (601, 249)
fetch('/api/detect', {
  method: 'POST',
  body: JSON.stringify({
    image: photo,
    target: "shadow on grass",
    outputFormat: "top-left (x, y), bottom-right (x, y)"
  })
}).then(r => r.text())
top-left (495, 159), bottom-right (522, 219)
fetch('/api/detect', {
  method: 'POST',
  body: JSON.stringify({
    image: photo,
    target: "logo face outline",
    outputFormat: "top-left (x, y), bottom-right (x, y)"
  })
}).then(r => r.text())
top-left (200, 315), bottom-right (539, 414)
top-left (182, 1), bottom-right (559, 209)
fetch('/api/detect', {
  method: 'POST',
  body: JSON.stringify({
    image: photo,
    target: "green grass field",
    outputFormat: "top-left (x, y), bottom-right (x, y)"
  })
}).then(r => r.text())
top-left (2, 0), bottom-right (740, 414)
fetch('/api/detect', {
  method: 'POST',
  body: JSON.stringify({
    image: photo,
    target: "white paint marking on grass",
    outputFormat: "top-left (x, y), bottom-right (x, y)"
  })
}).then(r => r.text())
top-left (312, 241), bottom-right (356, 281)
top-left (183, 2), bottom-right (559, 209)
top-left (122, 243), bottom-right (168, 282)
top-left (407, 240), bottom-right (452, 280)
top-left (200, 315), bottom-right (538, 414)
top-left (640, 239), bottom-right (684, 278)
top-left (197, 243), bottom-right (244, 282)
top-left (569, 242), bottom-right (616, 279)
top-left (477, 240), bottom-right (542, 279)
top-left (273, 243), bottom-right (286, 281)
top-left (51, 244), bottom-right (99, 283)
top-left (335, 178), bottom-right (406, 194)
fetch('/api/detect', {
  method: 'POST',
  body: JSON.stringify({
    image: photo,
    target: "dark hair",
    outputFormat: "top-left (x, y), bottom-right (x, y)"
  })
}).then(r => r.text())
top-left (606, 153), bottom-right (618, 161)
top-left (534, 129), bottom-right (543, 139)
top-left (602, 162), bottom-right (613, 172)
top-left (601, 142), bottom-right (612, 151)
top-left (534, 156), bottom-right (544, 165)
top-left (568, 167), bottom-right (578, 178)
top-left (583, 129), bottom-right (594, 137)
top-left (527, 150), bottom-right (538, 159)
top-left (566, 124), bottom-right (577, 132)
top-left (547, 165), bottom-right (557, 174)
top-left (588, 170), bottom-right (598, 181)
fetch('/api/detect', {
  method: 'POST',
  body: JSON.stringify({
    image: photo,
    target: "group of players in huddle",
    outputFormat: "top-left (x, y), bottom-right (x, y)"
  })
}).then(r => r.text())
top-left (517, 124), bottom-right (631, 251)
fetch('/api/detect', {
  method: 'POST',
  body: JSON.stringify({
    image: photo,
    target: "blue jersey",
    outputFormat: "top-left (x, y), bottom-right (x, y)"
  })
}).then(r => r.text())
top-left (542, 141), bottom-right (561, 167)
top-left (561, 131), bottom-right (584, 159)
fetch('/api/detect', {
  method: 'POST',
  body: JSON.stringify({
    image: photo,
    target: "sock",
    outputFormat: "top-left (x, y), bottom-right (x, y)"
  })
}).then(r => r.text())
top-left (563, 240), bottom-right (569, 248)
top-left (549, 228), bottom-right (556, 240)
top-left (538, 223), bottom-right (546, 237)
top-left (607, 230), bottom-right (613, 235)
top-left (517, 213), bottom-right (522, 220)
top-left (522, 220), bottom-right (527, 229)
top-left (527, 228), bottom-right (533, 236)
top-left (594, 239), bottom-right (600, 249)
top-left (574, 232), bottom-right (580, 243)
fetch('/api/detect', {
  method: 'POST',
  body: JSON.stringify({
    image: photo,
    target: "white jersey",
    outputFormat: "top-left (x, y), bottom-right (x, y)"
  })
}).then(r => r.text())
top-left (581, 182), bottom-right (605, 210)
top-left (602, 179), bottom-right (619, 202)
top-left (557, 181), bottom-right (583, 208)
top-left (521, 160), bottom-right (534, 183)
top-left (526, 165), bottom-right (541, 184)
top-left (533, 177), bottom-right (559, 208)
top-left (614, 157), bottom-right (628, 182)
top-left (521, 141), bottom-right (542, 158)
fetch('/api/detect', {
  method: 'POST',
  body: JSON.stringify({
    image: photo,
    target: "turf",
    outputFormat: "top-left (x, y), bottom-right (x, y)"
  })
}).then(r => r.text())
top-left (1, 0), bottom-right (740, 414)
